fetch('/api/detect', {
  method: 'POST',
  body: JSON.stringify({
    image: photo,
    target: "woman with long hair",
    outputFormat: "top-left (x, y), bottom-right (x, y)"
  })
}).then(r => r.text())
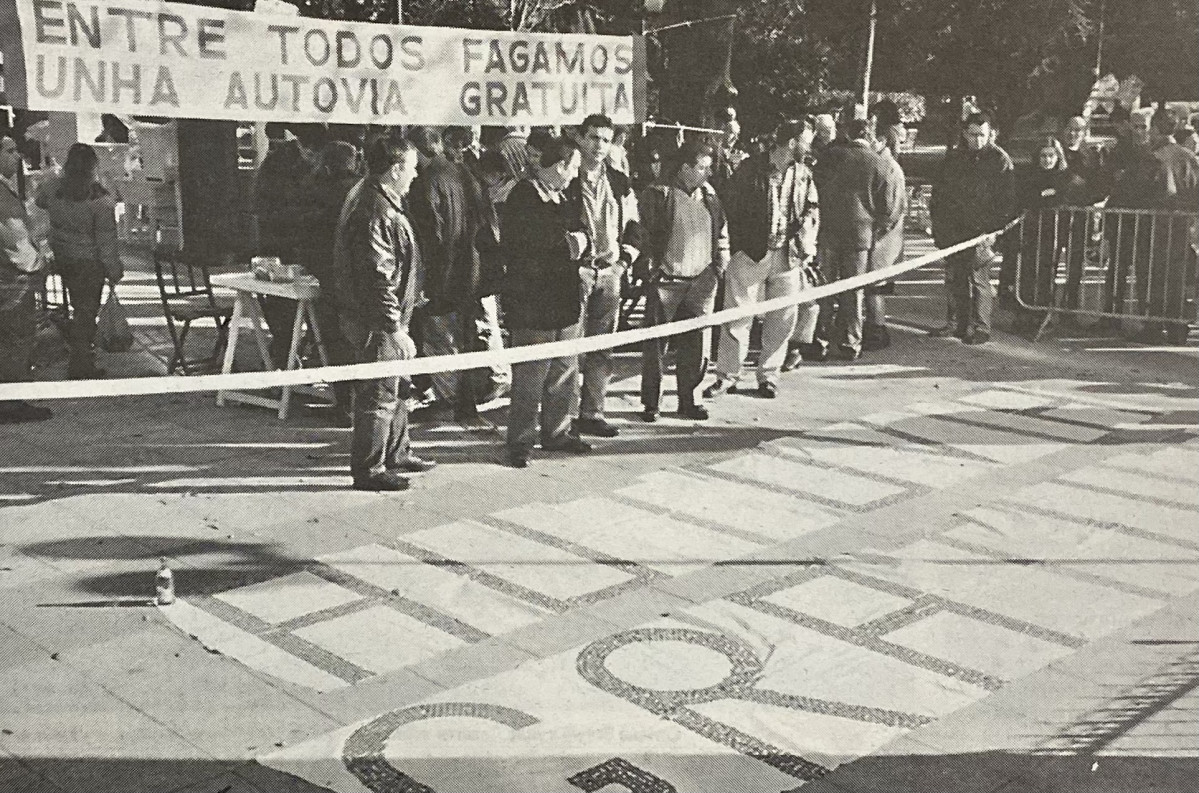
top-left (37, 142), bottom-right (122, 378)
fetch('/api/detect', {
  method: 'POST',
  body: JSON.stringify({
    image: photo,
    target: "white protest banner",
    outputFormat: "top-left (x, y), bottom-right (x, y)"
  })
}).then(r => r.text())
top-left (0, 0), bottom-right (647, 125)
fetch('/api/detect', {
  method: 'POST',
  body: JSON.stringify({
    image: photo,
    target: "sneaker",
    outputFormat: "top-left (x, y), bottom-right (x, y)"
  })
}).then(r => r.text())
top-left (0, 402), bottom-right (53, 424)
top-left (702, 378), bottom-right (738, 399)
top-left (781, 346), bottom-right (804, 372)
top-left (542, 434), bottom-right (593, 453)
top-left (506, 449), bottom-right (530, 469)
top-left (573, 417), bottom-right (619, 437)
top-left (352, 471), bottom-right (409, 491)
top-left (677, 403), bottom-right (710, 420)
top-left (757, 381), bottom-right (778, 399)
top-left (388, 455), bottom-right (437, 473)
top-left (963, 330), bottom-right (991, 345)
top-left (836, 345), bottom-right (861, 361)
top-left (641, 407), bottom-right (659, 423)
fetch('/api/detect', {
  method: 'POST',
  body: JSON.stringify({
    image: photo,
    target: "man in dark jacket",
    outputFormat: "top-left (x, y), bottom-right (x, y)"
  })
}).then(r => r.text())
top-left (638, 140), bottom-right (730, 422)
top-left (930, 112), bottom-right (1017, 344)
top-left (333, 135), bottom-right (435, 492)
top-left (405, 126), bottom-right (496, 426)
top-left (502, 136), bottom-right (592, 468)
top-left (820, 118), bottom-right (906, 359)
top-left (567, 114), bottom-right (643, 438)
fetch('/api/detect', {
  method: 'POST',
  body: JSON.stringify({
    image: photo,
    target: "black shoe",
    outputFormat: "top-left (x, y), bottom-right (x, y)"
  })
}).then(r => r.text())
top-left (781, 346), bottom-right (804, 372)
top-left (68, 365), bottom-right (107, 380)
top-left (928, 324), bottom-right (965, 338)
top-left (573, 417), bottom-right (619, 437)
top-left (543, 434), bottom-right (593, 453)
top-left (0, 402), bottom-right (53, 424)
top-left (388, 455), bottom-right (437, 473)
top-left (963, 331), bottom-right (991, 345)
top-left (641, 407), bottom-right (659, 423)
top-left (678, 403), bottom-right (710, 420)
top-left (702, 378), bottom-right (738, 399)
top-left (352, 471), bottom-right (409, 491)
top-left (506, 449), bottom-right (530, 468)
top-left (861, 324), bottom-right (891, 352)
top-left (757, 382), bottom-right (778, 399)
top-left (800, 342), bottom-right (829, 363)
top-left (836, 345), bottom-right (861, 361)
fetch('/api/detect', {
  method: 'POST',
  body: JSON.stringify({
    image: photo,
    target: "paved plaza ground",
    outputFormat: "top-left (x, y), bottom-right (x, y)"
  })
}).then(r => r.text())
top-left (1, 235), bottom-right (1197, 792)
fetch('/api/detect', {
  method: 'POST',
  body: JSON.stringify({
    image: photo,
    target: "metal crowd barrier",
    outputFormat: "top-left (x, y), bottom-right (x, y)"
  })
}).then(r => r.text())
top-left (1011, 206), bottom-right (1199, 342)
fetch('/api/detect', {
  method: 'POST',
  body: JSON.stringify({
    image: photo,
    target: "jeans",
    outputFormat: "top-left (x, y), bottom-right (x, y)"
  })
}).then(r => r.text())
top-left (828, 248), bottom-right (871, 352)
top-left (57, 258), bottom-right (105, 374)
top-left (641, 267), bottom-right (718, 411)
top-left (578, 263), bottom-right (622, 420)
top-left (716, 249), bottom-right (815, 385)
top-left (507, 324), bottom-right (581, 454)
top-left (341, 319), bottom-right (415, 480)
top-left (949, 248), bottom-right (995, 335)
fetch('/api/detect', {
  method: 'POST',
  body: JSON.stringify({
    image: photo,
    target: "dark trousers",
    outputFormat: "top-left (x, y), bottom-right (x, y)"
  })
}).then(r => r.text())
top-left (312, 289), bottom-right (353, 410)
top-left (949, 248), bottom-right (994, 335)
top-left (507, 324), bottom-right (581, 454)
top-left (828, 247), bottom-right (871, 352)
top-left (641, 268), bottom-right (719, 411)
top-left (0, 270), bottom-right (38, 410)
top-left (341, 319), bottom-right (414, 480)
top-left (58, 258), bottom-right (105, 374)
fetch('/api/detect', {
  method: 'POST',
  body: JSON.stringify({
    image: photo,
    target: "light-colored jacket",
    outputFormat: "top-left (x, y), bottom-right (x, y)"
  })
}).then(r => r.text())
top-left (0, 177), bottom-right (39, 274)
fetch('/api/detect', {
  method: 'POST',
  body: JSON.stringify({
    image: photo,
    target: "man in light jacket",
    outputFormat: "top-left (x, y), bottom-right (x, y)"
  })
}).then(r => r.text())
top-left (0, 135), bottom-right (52, 424)
top-left (705, 119), bottom-right (820, 399)
top-left (638, 140), bottom-right (730, 421)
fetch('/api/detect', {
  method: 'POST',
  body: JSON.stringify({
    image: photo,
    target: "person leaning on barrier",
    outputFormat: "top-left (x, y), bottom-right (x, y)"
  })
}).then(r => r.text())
top-left (567, 114), bottom-right (643, 438)
top-left (501, 136), bottom-right (592, 469)
top-left (705, 118), bottom-right (821, 399)
top-left (332, 134), bottom-right (436, 492)
top-left (929, 112), bottom-right (1017, 345)
top-left (638, 140), bottom-right (730, 423)
top-left (36, 143), bottom-right (123, 380)
top-left (0, 134), bottom-right (53, 424)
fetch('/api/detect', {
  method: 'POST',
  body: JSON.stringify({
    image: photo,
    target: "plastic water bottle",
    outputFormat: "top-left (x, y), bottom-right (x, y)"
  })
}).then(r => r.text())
top-left (155, 558), bottom-right (175, 605)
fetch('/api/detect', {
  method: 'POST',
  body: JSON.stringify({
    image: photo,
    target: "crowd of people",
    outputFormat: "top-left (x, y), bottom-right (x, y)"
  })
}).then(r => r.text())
top-left (1, 100), bottom-right (1195, 490)
top-left (309, 107), bottom-right (922, 489)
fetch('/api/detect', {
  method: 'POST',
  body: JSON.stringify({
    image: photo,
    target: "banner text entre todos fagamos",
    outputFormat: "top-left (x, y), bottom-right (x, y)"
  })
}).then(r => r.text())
top-left (0, 0), bottom-right (645, 125)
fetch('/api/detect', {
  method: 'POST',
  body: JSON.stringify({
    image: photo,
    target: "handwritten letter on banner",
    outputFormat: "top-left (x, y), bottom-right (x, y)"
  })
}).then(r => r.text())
top-left (0, 0), bottom-right (646, 125)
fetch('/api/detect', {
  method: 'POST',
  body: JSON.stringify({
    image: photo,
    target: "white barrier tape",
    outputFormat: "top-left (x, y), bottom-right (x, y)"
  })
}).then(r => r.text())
top-left (0, 226), bottom-right (1009, 402)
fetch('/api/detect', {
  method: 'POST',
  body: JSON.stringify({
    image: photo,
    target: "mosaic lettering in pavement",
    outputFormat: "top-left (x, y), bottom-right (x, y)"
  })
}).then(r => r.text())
top-left (158, 387), bottom-right (1196, 696)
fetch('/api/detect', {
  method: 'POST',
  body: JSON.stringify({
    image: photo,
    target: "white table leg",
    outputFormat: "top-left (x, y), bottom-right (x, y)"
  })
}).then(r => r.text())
top-left (216, 293), bottom-right (246, 407)
top-left (279, 299), bottom-right (306, 420)
top-left (304, 299), bottom-right (329, 365)
top-left (245, 295), bottom-right (274, 371)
